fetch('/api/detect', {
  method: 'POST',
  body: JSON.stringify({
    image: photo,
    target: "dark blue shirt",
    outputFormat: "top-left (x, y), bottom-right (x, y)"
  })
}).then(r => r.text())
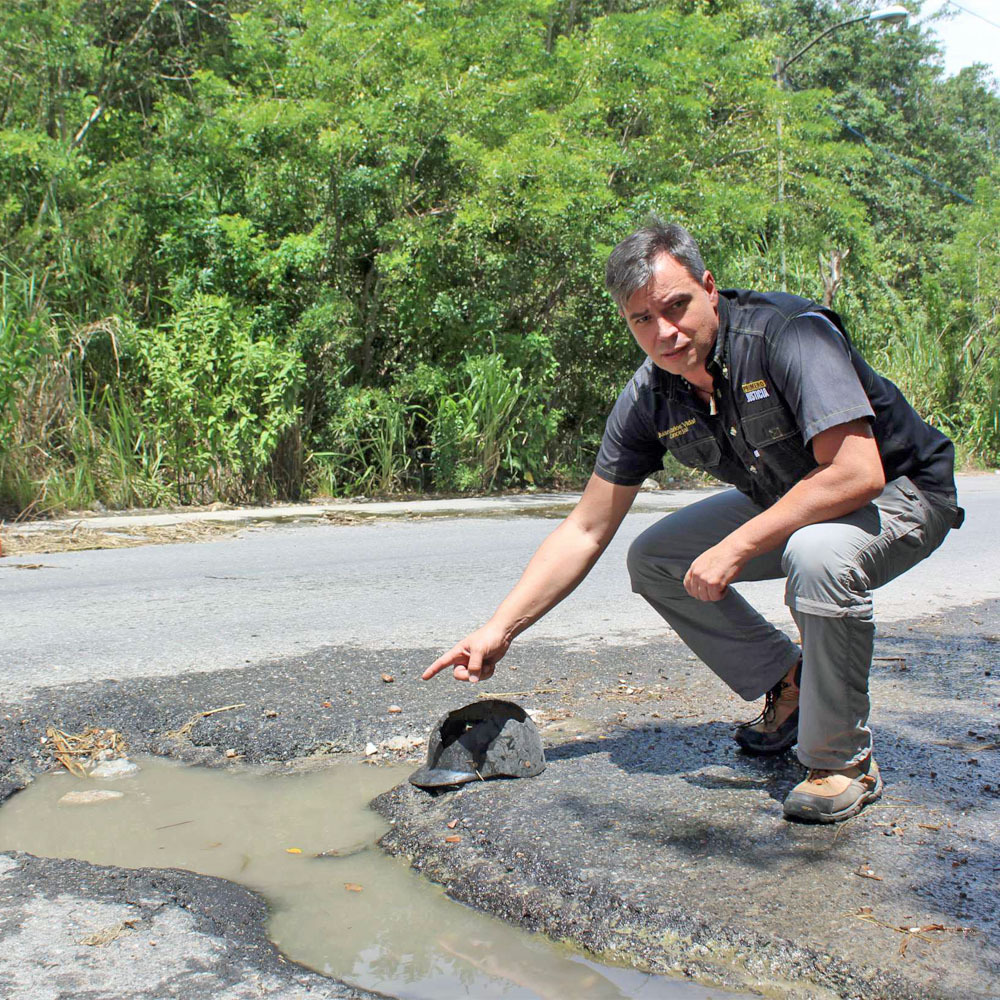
top-left (595, 290), bottom-right (957, 507)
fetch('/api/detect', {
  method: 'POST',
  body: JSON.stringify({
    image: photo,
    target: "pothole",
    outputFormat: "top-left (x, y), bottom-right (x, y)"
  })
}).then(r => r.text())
top-left (0, 756), bottom-right (759, 999)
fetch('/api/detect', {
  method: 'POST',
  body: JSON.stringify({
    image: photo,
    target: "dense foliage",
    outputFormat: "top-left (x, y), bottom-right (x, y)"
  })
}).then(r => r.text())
top-left (1, 0), bottom-right (997, 514)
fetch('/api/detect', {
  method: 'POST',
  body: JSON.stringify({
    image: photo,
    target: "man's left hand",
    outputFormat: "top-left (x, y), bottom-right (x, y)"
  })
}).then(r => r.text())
top-left (684, 541), bottom-right (745, 601)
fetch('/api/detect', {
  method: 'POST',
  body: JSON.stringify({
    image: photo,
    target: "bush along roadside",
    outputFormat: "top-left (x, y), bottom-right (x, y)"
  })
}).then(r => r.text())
top-left (1, 1), bottom-right (998, 516)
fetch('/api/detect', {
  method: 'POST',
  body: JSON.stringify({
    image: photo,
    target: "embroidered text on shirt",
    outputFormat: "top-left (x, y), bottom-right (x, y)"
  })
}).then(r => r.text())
top-left (658, 418), bottom-right (697, 440)
top-left (741, 379), bottom-right (770, 402)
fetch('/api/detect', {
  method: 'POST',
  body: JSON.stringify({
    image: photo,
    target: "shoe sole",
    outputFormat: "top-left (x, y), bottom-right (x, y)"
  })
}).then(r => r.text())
top-left (783, 777), bottom-right (884, 824)
top-left (733, 727), bottom-right (798, 755)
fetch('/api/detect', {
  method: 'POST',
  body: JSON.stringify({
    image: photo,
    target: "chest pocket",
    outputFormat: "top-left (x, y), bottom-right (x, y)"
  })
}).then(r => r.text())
top-left (740, 408), bottom-right (816, 486)
top-left (668, 434), bottom-right (722, 471)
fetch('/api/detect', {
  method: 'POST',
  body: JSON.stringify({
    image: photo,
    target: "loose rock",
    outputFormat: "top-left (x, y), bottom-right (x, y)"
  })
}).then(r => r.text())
top-left (58, 789), bottom-right (125, 806)
top-left (89, 758), bottom-right (140, 780)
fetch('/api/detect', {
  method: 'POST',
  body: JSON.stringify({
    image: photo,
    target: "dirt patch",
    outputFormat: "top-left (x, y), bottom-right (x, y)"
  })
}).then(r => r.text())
top-left (1, 520), bottom-right (246, 557)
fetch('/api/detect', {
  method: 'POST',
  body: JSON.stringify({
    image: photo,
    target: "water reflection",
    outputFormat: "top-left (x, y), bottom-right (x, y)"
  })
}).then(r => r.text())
top-left (0, 757), bottom-right (747, 1000)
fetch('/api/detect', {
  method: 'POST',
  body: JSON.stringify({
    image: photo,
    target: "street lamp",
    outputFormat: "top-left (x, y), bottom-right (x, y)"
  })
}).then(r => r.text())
top-left (774, 5), bottom-right (909, 289)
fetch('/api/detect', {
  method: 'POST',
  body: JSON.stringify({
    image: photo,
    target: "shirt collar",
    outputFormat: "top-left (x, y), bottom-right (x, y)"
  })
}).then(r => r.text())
top-left (708, 296), bottom-right (729, 377)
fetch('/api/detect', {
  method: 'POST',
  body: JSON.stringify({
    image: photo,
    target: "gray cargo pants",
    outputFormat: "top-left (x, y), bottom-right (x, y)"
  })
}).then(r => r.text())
top-left (627, 478), bottom-right (959, 770)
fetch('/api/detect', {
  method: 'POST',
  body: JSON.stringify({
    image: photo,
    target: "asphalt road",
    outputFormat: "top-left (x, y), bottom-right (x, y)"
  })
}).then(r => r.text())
top-left (1, 474), bottom-right (998, 1000)
top-left (3, 475), bottom-right (998, 702)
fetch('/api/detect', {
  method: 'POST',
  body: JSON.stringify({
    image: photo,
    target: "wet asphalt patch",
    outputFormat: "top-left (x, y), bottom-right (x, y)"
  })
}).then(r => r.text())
top-left (1, 598), bottom-right (998, 999)
top-left (0, 851), bottom-right (384, 999)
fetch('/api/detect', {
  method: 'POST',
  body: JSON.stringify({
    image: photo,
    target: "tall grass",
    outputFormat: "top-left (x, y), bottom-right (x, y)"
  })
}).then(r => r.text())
top-left (430, 354), bottom-right (560, 493)
top-left (0, 269), bottom-right (175, 516)
top-left (312, 388), bottom-right (418, 496)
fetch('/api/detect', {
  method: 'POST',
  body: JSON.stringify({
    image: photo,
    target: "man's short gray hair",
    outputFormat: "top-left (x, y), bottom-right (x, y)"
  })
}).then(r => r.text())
top-left (605, 219), bottom-right (707, 310)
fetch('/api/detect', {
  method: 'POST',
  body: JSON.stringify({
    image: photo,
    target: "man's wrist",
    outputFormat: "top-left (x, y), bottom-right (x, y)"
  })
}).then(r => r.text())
top-left (487, 614), bottom-right (524, 645)
top-left (722, 530), bottom-right (759, 566)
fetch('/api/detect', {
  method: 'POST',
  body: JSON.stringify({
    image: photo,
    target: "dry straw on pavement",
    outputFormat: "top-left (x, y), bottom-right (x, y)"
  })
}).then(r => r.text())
top-left (46, 726), bottom-right (126, 777)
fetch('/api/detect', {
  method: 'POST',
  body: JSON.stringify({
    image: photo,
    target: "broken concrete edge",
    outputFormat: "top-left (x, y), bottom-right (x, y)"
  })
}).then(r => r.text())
top-left (0, 658), bottom-right (426, 809)
top-left (0, 851), bottom-right (390, 1000)
top-left (0, 487), bottom-right (716, 536)
top-left (370, 782), bottom-right (952, 1000)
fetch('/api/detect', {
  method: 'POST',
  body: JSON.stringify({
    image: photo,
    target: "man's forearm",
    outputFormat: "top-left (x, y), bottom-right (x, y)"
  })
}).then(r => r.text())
top-left (728, 459), bottom-right (883, 563)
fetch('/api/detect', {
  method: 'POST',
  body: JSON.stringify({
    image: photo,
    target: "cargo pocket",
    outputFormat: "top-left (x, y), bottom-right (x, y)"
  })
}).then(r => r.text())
top-left (670, 435), bottom-right (722, 472)
top-left (853, 477), bottom-right (950, 591)
top-left (741, 408), bottom-right (817, 484)
top-left (871, 478), bottom-right (928, 548)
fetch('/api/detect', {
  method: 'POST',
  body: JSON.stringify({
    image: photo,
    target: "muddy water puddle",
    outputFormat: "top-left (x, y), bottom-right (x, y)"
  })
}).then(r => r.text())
top-left (0, 757), bottom-right (755, 999)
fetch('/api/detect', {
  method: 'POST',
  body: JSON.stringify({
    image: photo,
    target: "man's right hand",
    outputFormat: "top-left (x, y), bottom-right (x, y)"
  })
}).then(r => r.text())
top-left (422, 623), bottom-right (512, 684)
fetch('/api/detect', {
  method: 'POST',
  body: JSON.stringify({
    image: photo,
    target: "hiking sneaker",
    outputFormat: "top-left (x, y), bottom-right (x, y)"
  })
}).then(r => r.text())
top-left (782, 756), bottom-right (883, 823)
top-left (734, 658), bottom-right (801, 755)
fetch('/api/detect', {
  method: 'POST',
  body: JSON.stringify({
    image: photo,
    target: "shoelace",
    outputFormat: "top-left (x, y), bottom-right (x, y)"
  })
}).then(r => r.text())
top-left (806, 767), bottom-right (872, 786)
top-left (742, 677), bottom-right (792, 728)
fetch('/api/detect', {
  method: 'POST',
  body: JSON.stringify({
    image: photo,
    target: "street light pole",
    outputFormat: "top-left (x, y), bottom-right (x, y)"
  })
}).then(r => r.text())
top-left (774, 5), bottom-right (908, 291)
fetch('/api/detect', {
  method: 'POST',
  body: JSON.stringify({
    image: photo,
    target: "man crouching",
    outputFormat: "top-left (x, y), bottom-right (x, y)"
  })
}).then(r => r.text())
top-left (423, 219), bottom-right (963, 823)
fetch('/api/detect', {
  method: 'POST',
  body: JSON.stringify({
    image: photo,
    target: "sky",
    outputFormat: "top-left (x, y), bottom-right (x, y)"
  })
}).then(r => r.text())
top-left (915, 0), bottom-right (1000, 83)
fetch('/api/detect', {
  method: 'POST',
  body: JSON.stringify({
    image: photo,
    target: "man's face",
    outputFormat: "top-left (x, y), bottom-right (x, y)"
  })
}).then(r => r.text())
top-left (621, 252), bottom-right (720, 381)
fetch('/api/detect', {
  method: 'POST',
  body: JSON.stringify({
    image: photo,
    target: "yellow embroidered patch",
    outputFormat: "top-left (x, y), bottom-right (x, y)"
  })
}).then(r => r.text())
top-left (658, 418), bottom-right (696, 440)
top-left (741, 379), bottom-right (770, 402)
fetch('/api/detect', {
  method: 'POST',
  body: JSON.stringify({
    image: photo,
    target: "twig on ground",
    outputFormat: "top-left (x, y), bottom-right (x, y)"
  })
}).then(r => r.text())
top-left (165, 704), bottom-right (246, 739)
top-left (853, 911), bottom-right (975, 956)
top-left (476, 689), bottom-right (557, 697)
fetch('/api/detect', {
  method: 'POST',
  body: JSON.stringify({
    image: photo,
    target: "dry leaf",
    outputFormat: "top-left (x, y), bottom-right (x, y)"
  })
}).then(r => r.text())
top-left (446, 819), bottom-right (459, 829)
top-left (80, 920), bottom-right (136, 946)
top-left (285, 847), bottom-right (303, 855)
top-left (344, 883), bottom-right (364, 892)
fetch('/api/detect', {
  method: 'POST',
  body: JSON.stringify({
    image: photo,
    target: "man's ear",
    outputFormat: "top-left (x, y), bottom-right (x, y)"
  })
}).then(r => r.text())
top-left (702, 269), bottom-right (718, 304)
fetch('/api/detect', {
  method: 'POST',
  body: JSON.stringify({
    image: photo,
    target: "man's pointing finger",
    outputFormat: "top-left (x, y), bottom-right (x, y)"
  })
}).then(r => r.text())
top-left (422, 646), bottom-right (466, 681)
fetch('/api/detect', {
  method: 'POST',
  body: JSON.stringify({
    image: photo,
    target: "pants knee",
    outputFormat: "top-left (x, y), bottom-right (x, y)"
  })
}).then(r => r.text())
top-left (627, 526), bottom-right (684, 591)
top-left (782, 534), bottom-right (869, 617)
top-left (626, 531), bottom-right (654, 588)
